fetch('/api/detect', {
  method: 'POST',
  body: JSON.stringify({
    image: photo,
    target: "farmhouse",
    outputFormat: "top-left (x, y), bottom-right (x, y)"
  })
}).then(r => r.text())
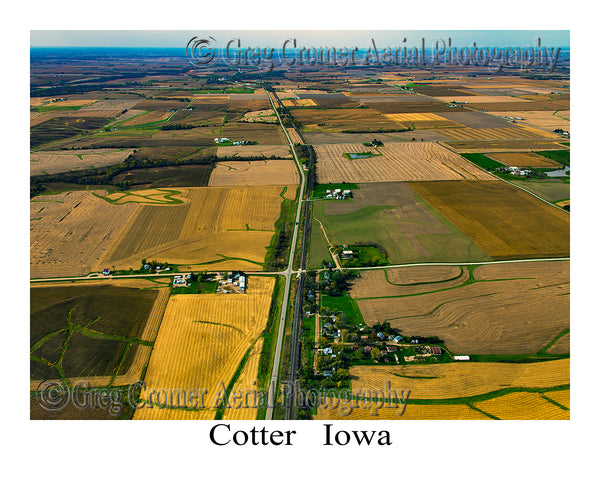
top-left (341, 250), bottom-right (354, 259)
top-left (431, 346), bottom-right (442, 355)
top-left (173, 275), bottom-right (186, 287)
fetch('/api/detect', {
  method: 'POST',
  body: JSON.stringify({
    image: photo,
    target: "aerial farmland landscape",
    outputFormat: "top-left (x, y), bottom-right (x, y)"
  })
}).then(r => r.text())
top-left (30, 30), bottom-right (571, 423)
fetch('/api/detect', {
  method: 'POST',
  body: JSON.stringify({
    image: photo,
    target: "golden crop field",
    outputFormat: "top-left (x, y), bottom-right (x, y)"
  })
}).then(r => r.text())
top-left (474, 391), bottom-right (569, 419)
top-left (315, 142), bottom-right (494, 183)
top-left (133, 276), bottom-right (275, 420)
top-left (222, 338), bottom-right (264, 420)
top-left (100, 188), bottom-right (187, 205)
top-left (30, 149), bottom-right (135, 176)
top-left (30, 191), bottom-right (140, 278)
top-left (286, 127), bottom-right (303, 144)
top-left (490, 110), bottom-right (570, 131)
top-left (282, 98), bottom-right (317, 107)
top-left (543, 389), bottom-right (570, 409)
top-left (314, 403), bottom-right (489, 420)
top-left (101, 185), bottom-right (294, 271)
top-left (350, 359), bottom-right (569, 399)
top-left (356, 261), bottom-right (569, 354)
top-left (209, 160), bottom-right (299, 186)
top-left (383, 112), bottom-right (462, 129)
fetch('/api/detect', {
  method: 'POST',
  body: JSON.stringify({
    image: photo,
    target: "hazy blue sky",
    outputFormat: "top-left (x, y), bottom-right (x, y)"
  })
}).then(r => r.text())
top-left (30, 30), bottom-right (569, 48)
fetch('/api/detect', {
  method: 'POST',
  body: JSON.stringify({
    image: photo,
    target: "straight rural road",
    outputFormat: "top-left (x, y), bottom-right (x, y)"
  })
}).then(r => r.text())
top-left (264, 89), bottom-right (307, 420)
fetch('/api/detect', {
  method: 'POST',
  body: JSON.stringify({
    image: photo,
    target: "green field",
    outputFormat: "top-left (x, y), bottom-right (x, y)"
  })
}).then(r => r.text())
top-left (321, 294), bottom-right (365, 328)
top-left (536, 150), bottom-right (570, 166)
top-left (308, 182), bottom-right (490, 268)
top-left (508, 179), bottom-right (570, 203)
top-left (461, 153), bottom-right (505, 170)
top-left (338, 245), bottom-right (389, 267)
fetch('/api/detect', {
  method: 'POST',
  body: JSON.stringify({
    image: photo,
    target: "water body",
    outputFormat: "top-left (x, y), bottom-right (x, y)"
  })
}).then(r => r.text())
top-left (348, 153), bottom-right (374, 159)
top-left (546, 165), bottom-right (570, 178)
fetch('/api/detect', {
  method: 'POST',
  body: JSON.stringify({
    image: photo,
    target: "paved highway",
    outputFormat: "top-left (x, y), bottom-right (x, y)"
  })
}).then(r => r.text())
top-left (264, 89), bottom-right (307, 420)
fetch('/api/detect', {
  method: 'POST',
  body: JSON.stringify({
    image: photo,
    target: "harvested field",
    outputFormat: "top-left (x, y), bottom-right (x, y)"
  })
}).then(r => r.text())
top-left (545, 333), bottom-right (570, 355)
top-left (306, 130), bottom-right (452, 144)
top-left (133, 276), bottom-right (275, 420)
top-left (350, 359), bottom-right (569, 399)
top-left (216, 144), bottom-right (291, 158)
top-left (543, 389), bottom-right (570, 409)
top-left (349, 266), bottom-right (468, 298)
top-left (487, 152), bottom-right (562, 168)
top-left (383, 113), bottom-right (461, 129)
top-left (438, 126), bottom-right (559, 141)
top-left (242, 109), bottom-right (277, 122)
top-left (444, 139), bottom-right (569, 153)
top-left (222, 338), bottom-right (263, 420)
top-left (408, 180), bottom-right (570, 259)
top-left (437, 111), bottom-right (515, 129)
top-left (209, 160), bottom-right (299, 186)
top-left (292, 108), bottom-right (400, 133)
top-left (355, 261), bottom-right (570, 354)
top-left (315, 142), bottom-right (495, 183)
top-left (99, 188), bottom-right (187, 205)
top-left (118, 110), bottom-right (172, 126)
top-left (30, 191), bottom-right (139, 278)
top-left (368, 101), bottom-right (460, 114)
top-left (474, 392), bottom-right (569, 420)
top-left (79, 99), bottom-right (140, 111)
top-left (309, 182), bottom-right (490, 268)
top-left (101, 186), bottom-right (294, 271)
top-left (132, 99), bottom-right (190, 111)
top-left (287, 128), bottom-right (303, 144)
top-left (433, 95), bottom-right (532, 104)
top-left (39, 99), bottom-right (98, 109)
top-left (282, 98), bottom-right (317, 107)
top-left (490, 110), bottom-right (570, 131)
top-left (314, 403), bottom-right (488, 420)
top-left (220, 123), bottom-right (287, 144)
top-left (30, 148), bottom-right (134, 175)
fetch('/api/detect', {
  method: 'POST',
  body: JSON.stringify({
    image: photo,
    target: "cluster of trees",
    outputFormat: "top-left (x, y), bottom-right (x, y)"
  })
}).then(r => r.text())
top-left (30, 152), bottom-right (283, 197)
top-left (159, 123), bottom-right (196, 131)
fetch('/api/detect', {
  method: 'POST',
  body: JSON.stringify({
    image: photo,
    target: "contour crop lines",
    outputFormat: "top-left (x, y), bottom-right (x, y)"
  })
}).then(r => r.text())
top-left (353, 261), bottom-right (569, 354)
top-left (350, 359), bottom-right (569, 400)
top-left (30, 190), bottom-right (140, 278)
top-left (100, 185), bottom-right (290, 271)
top-left (133, 276), bottom-right (275, 420)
